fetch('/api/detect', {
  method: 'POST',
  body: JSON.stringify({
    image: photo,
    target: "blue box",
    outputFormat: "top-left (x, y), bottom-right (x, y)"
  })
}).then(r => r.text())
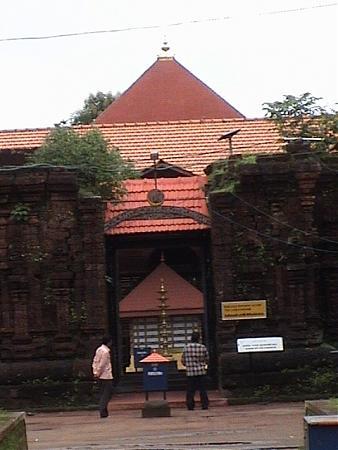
top-left (143, 363), bottom-right (168, 392)
top-left (304, 415), bottom-right (338, 450)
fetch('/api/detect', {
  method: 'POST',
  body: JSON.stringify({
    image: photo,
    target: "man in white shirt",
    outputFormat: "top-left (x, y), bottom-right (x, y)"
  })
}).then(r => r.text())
top-left (92, 336), bottom-right (114, 418)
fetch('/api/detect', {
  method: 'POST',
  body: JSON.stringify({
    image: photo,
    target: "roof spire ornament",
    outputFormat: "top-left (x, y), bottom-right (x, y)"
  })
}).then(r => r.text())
top-left (162, 40), bottom-right (170, 53)
top-left (158, 38), bottom-right (173, 59)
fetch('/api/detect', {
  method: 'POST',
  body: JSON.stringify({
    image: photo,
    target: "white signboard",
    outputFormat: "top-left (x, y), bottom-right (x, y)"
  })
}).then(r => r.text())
top-left (237, 337), bottom-right (284, 353)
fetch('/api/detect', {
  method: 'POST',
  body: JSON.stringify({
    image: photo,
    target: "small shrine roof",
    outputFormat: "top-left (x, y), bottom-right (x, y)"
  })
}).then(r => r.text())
top-left (119, 262), bottom-right (204, 317)
top-left (139, 351), bottom-right (170, 363)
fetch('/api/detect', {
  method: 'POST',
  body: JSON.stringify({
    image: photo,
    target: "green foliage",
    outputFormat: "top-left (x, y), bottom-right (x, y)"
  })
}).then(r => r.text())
top-left (22, 376), bottom-right (59, 385)
top-left (329, 398), bottom-right (338, 410)
top-left (253, 385), bottom-right (274, 399)
top-left (263, 92), bottom-right (338, 152)
top-left (0, 412), bottom-right (27, 450)
top-left (0, 409), bottom-right (9, 421)
top-left (10, 203), bottom-right (30, 222)
top-left (70, 91), bottom-right (119, 125)
top-left (208, 155), bottom-right (257, 193)
top-left (263, 92), bottom-right (326, 119)
top-left (306, 367), bottom-right (337, 393)
top-left (28, 127), bottom-right (138, 200)
top-left (69, 300), bottom-right (87, 327)
top-left (248, 366), bottom-right (338, 401)
top-left (235, 155), bottom-right (257, 166)
top-left (223, 178), bottom-right (239, 193)
top-left (0, 430), bottom-right (22, 450)
top-left (21, 244), bottom-right (48, 263)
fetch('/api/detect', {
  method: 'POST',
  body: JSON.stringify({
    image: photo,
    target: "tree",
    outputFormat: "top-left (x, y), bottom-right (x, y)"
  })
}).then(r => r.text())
top-left (28, 127), bottom-right (138, 200)
top-left (70, 91), bottom-right (119, 125)
top-left (263, 93), bottom-right (338, 152)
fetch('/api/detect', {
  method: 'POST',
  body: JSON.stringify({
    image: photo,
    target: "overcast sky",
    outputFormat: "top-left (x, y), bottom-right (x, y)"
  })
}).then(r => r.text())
top-left (0, 0), bottom-right (337, 130)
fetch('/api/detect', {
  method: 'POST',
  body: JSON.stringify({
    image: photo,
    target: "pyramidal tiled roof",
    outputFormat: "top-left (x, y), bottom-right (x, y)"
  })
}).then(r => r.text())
top-left (96, 57), bottom-right (244, 124)
top-left (139, 351), bottom-right (171, 363)
top-left (105, 176), bottom-right (209, 235)
top-left (119, 262), bottom-right (204, 317)
top-left (0, 118), bottom-right (283, 175)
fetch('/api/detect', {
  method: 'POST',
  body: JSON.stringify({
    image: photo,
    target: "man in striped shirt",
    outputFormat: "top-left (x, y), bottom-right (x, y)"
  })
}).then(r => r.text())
top-left (181, 331), bottom-right (209, 410)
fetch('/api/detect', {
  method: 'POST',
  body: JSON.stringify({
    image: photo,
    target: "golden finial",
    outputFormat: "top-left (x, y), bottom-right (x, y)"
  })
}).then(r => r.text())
top-left (158, 278), bottom-right (171, 357)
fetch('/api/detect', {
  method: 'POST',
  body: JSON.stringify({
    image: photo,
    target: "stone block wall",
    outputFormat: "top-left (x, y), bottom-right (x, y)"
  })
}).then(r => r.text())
top-left (208, 147), bottom-right (338, 389)
top-left (0, 166), bottom-right (107, 383)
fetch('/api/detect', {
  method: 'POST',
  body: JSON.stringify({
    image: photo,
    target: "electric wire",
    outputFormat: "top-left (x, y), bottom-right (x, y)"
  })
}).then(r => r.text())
top-left (0, 2), bottom-right (336, 43)
top-left (229, 191), bottom-right (338, 245)
top-left (0, 163), bottom-right (128, 173)
top-left (309, 153), bottom-right (338, 174)
top-left (210, 208), bottom-right (338, 254)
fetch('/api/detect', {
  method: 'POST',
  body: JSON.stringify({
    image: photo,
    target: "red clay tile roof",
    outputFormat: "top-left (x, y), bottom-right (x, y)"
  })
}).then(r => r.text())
top-left (140, 351), bottom-right (171, 363)
top-left (119, 262), bottom-right (204, 317)
top-left (105, 176), bottom-right (209, 235)
top-left (0, 118), bottom-right (283, 174)
top-left (96, 57), bottom-right (244, 124)
top-left (0, 127), bottom-right (53, 151)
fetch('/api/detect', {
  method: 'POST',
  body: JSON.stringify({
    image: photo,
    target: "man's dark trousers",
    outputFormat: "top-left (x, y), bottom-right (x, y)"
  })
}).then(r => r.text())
top-left (186, 375), bottom-right (209, 410)
top-left (98, 379), bottom-right (113, 417)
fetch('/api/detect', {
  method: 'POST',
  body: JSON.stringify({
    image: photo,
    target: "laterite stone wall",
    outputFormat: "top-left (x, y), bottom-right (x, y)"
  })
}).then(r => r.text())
top-left (0, 167), bottom-right (107, 383)
top-left (208, 147), bottom-right (338, 389)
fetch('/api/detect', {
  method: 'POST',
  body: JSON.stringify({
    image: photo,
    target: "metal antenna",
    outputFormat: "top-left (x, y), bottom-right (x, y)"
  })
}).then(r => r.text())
top-left (218, 129), bottom-right (241, 156)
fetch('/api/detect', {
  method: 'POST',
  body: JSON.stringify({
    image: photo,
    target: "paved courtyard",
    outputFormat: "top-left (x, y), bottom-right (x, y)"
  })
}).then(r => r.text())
top-left (26, 402), bottom-right (304, 450)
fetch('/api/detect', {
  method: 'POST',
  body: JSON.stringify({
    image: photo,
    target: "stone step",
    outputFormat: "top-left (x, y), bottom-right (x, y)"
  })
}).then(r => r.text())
top-left (108, 390), bottom-right (228, 411)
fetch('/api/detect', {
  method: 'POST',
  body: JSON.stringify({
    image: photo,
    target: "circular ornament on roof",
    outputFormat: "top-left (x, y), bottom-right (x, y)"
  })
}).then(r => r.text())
top-left (147, 189), bottom-right (165, 206)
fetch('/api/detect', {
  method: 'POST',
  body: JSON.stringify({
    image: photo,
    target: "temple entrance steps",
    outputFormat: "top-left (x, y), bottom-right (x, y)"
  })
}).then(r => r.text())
top-left (108, 390), bottom-right (228, 411)
top-left (115, 371), bottom-right (217, 394)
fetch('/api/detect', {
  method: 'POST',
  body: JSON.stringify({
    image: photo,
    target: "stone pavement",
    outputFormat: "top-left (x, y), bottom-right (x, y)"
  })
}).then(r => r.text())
top-left (26, 396), bottom-right (305, 450)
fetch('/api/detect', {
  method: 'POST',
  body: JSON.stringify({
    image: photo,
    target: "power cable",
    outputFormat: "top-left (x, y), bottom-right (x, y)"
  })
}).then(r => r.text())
top-left (0, 163), bottom-right (137, 175)
top-left (310, 153), bottom-right (338, 174)
top-left (229, 191), bottom-right (338, 245)
top-left (0, 2), bottom-right (336, 43)
top-left (210, 208), bottom-right (338, 254)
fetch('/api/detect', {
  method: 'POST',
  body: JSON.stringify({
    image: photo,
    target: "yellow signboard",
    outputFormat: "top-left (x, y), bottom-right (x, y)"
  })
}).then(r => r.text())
top-left (221, 300), bottom-right (267, 320)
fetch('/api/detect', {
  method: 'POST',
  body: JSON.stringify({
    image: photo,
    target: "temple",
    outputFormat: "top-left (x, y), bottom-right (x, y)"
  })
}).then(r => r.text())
top-left (0, 45), bottom-right (282, 382)
top-left (1, 43), bottom-right (336, 397)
